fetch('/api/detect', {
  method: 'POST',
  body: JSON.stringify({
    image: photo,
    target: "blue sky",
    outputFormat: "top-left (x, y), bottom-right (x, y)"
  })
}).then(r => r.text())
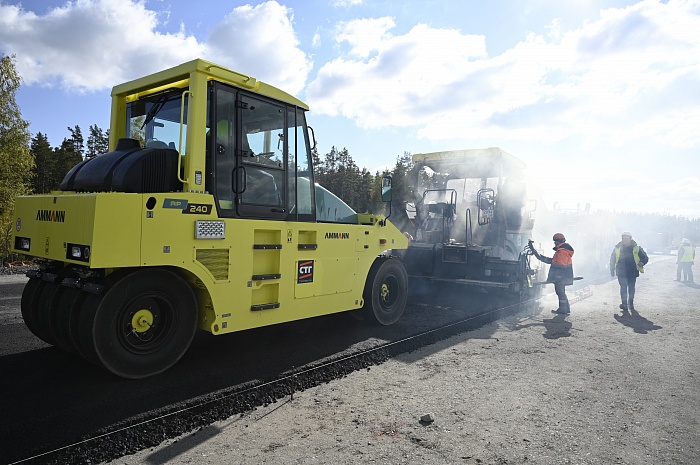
top-left (1, 0), bottom-right (699, 219)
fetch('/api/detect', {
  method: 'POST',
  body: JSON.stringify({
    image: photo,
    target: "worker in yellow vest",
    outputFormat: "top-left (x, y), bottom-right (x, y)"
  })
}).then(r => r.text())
top-left (610, 232), bottom-right (649, 312)
top-left (676, 238), bottom-right (695, 283)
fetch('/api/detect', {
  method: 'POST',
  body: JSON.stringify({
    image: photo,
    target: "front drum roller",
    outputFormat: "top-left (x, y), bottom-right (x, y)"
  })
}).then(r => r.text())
top-left (83, 268), bottom-right (198, 379)
top-left (362, 258), bottom-right (408, 325)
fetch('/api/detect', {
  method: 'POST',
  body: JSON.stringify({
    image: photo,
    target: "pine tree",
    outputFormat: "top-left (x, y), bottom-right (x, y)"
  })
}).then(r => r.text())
top-left (30, 132), bottom-right (54, 194)
top-left (67, 125), bottom-right (85, 160)
top-left (86, 124), bottom-right (109, 158)
top-left (314, 146), bottom-right (370, 212)
top-left (51, 137), bottom-right (83, 189)
top-left (0, 55), bottom-right (34, 262)
top-left (356, 168), bottom-right (375, 213)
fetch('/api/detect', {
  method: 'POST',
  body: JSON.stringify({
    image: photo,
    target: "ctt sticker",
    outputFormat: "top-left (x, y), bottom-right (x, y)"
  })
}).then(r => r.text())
top-left (297, 260), bottom-right (314, 284)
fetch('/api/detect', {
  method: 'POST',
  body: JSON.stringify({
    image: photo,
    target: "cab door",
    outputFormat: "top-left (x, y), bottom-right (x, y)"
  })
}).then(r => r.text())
top-left (235, 94), bottom-right (287, 220)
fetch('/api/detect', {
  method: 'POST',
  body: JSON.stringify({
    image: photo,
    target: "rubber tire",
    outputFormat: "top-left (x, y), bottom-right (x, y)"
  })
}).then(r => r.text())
top-left (76, 293), bottom-right (103, 365)
top-left (90, 268), bottom-right (198, 379)
top-left (362, 258), bottom-right (408, 326)
top-left (53, 287), bottom-right (85, 356)
top-left (74, 269), bottom-right (136, 365)
top-left (35, 267), bottom-right (78, 347)
top-left (20, 278), bottom-right (52, 344)
top-left (35, 282), bottom-right (63, 346)
top-left (20, 278), bottom-right (55, 345)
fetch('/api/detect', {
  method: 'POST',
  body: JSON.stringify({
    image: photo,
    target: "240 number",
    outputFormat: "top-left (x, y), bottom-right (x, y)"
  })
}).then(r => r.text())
top-left (183, 203), bottom-right (212, 215)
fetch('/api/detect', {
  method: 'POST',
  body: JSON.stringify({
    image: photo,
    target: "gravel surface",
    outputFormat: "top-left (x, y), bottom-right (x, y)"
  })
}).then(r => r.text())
top-left (104, 254), bottom-right (699, 465)
top-left (0, 264), bottom-right (37, 275)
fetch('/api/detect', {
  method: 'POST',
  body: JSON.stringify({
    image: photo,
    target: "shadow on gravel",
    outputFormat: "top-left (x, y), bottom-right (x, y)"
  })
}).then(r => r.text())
top-left (508, 304), bottom-right (570, 340)
top-left (613, 309), bottom-right (662, 334)
top-left (144, 423), bottom-right (225, 465)
top-left (542, 314), bottom-right (572, 339)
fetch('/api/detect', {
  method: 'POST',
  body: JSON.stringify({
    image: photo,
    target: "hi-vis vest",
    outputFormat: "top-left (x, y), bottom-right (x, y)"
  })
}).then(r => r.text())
top-left (615, 245), bottom-right (644, 273)
top-left (680, 245), bottom-right (695, 263)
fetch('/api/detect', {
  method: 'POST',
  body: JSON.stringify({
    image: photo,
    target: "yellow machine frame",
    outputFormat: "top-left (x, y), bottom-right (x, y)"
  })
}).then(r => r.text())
top-left (12, 60), bottom-right (408, 377)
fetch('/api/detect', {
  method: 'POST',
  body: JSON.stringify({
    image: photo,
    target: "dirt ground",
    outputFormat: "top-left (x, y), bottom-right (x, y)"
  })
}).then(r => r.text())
top-left (109, 254), bottom-right (699, 465)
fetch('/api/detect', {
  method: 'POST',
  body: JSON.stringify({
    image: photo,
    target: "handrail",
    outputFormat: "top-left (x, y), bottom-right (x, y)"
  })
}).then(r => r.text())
top-left (177, 90), bottom-right (193, 184)
top-left (466, 208), bottom-right (473, 246)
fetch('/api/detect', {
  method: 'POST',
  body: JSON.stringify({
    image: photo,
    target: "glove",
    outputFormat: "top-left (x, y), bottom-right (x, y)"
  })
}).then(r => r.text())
top-left (610, 270), bottom-right (615, 277)
top-left (528, 242), bottom-right (542, 260)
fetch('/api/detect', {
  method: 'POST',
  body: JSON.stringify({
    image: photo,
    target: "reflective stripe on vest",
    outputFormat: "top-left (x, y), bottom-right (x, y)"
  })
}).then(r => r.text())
top-left (615, 245), bottom-right (644, 273)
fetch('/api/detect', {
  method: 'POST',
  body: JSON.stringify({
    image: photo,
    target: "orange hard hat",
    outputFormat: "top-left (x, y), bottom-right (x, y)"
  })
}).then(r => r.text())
top-left (552, 233), bottom-right (566, 242)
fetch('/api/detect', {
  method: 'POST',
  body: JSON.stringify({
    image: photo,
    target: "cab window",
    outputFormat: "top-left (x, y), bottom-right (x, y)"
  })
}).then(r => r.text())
top-left (127, 89), bottom-right (187, 153)
top-left (236, 95), bottom-right (287, 219)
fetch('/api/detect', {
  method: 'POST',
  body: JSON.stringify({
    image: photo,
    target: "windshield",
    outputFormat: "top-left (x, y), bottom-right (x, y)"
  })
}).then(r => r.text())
top-left (296, 177), bottom-right (356, 223)
top-left (127, 89), bottom-right (188, 153)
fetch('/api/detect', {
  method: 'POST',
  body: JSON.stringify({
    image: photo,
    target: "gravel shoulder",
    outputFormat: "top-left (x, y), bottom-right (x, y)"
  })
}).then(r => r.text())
top-left (108, 254), bottom-right (700, 465)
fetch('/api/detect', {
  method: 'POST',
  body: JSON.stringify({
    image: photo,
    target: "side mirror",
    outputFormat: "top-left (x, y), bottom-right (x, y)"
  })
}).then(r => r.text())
top-left (381, 176), bottom-right (392, 202)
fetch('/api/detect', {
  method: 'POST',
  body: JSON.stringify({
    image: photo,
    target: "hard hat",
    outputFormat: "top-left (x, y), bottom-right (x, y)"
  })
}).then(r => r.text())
top-left (552, 233), bottom-right (566, 242)
top-left (681, 238), bottom-right (691, 245)
top-left (621, 231), bottom-right (632, 237)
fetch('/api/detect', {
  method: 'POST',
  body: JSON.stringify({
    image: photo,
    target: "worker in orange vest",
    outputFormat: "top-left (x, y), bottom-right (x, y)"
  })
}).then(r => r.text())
top-left (528, 233), bottom-right (575, 314)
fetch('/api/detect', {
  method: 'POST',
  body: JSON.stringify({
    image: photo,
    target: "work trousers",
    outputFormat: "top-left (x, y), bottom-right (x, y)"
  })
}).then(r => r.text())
top-left (617, 276), bottom-right (637, 306)
top-left (677, 263), bottom-right (694, 282)
top-left (554, 282), bottom-right (570, 313)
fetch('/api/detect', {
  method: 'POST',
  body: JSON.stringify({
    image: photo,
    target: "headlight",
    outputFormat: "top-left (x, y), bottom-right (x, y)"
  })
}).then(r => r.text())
top-left (66, 243), bottom-right (91, 262)
top-left (14, 236), bottom-right (30, 251)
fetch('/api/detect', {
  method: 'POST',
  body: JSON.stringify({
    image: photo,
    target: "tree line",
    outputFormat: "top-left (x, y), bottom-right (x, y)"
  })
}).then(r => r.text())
top-left (31, 125), bottom-right (109, 194)
top-left (312, 146), bottom-right (416, 217)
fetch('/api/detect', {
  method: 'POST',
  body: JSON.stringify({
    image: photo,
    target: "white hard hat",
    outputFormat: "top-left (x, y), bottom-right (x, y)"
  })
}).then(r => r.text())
top-left (621, 231), bottom-right (632, 237)
top-left (681, 238), bottom-right (691, 245)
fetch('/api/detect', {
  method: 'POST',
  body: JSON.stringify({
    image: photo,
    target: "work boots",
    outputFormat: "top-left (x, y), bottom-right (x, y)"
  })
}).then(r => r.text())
top-left (619, 302), bottom-right (628, 312)
top-left (629, 299), bottom-right (635, 311)
top-left (552, 302), bottom-right (571, 315)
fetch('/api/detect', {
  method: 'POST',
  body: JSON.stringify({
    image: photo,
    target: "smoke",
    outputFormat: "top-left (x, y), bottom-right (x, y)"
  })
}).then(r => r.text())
top-left (532, 206), bottom-right (664, 284)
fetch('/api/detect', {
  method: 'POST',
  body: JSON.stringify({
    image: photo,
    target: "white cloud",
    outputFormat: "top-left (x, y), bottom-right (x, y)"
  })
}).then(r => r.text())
top-left (335, 17), bottom-right (397, 57)
top-left (0, 0), bottom-right (312, 95)
top-left (0, 0), bottom-right (203, 92)
top-left (206, 2), bottom-right (312, 95)
top-left (306, 19), bottom-right (488, 127)
top-left (331, 0), bottom-right (364, 8)
top-left (306, 0), bottom-right (700, 151)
